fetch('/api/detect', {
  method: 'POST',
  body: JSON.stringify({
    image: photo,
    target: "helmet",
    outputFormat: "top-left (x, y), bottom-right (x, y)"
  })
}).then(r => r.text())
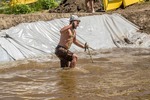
top-left (69, 15), bottom-right (81, 22)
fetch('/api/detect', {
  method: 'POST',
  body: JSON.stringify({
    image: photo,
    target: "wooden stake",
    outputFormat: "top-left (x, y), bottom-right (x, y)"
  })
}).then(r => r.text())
top-left (87, 46), bottom-right (94, 63)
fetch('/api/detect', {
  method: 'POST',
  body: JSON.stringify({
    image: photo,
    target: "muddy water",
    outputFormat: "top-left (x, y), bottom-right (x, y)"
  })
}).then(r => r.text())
top-left (0, 48), bottom-right (150, 100)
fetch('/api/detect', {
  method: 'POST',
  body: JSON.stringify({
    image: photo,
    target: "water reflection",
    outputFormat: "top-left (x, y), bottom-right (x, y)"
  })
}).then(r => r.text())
top-left (57, 70), bottom-right (77, 100)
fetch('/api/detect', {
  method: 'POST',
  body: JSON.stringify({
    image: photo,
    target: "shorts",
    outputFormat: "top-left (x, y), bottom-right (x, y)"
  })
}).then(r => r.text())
top-left (55, 45), bottom-right (73, 68)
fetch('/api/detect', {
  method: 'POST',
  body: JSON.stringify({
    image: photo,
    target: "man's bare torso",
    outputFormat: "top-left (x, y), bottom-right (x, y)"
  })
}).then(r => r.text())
top-left (58, 29), bottom-right (76, 49)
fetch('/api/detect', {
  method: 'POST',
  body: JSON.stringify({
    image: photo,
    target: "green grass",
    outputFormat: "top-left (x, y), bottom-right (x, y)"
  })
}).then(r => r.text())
top-left (0, 0), bottom-right (59, 14)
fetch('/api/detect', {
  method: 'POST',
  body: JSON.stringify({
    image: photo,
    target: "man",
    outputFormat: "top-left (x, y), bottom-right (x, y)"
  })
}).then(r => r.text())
top-left (85, 0), bottom-right (95, 13)
top-left (55, 15), bottom-right (88, 69)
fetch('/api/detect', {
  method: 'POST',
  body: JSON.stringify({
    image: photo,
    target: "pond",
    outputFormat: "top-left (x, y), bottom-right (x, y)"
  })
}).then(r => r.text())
top-left (0, 48), bottom-right (150, 100)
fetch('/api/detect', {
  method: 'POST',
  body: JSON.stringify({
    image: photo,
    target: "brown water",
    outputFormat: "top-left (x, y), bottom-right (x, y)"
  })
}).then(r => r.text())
top-left (0, 48), bottom-right (150, 100)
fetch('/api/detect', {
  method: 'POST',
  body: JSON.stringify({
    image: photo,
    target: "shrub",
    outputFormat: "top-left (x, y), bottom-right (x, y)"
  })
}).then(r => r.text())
top-left (29, 1), bottom-right (42, 12)
top-left (1, 0), bottom-right (59, 14)
top-left (11, 4), bottom-right (32, 14)
top-left (40, 0), bottom-right (58, 10)
top-left (0, 1), bottom-right (9, 14)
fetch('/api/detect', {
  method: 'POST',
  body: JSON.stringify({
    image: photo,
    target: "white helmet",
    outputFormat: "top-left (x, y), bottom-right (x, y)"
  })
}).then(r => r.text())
top-left (69, 15), bottom-right (81, 22)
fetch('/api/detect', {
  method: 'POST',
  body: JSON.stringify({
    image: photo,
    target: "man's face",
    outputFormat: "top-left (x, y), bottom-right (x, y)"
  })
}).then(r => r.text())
top-left (74, 20), bottom-right (80, 28)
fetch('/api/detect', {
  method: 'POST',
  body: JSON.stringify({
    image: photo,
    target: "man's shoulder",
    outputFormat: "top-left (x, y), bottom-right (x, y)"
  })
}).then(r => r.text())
top-left (61, 29), bottom-right (70, 34)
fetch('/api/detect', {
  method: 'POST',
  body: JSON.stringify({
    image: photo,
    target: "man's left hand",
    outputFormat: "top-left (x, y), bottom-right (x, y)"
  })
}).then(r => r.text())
top-left (84, 42), bottom-right (89, 52)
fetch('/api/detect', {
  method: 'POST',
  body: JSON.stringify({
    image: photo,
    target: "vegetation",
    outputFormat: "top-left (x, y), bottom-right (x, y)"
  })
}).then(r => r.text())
top-left (11, 4), bottom-right (32, 14)
top-left (40, 0), bottom-right (58, 9)
top-left (0, 0), bottom-right (59, 14)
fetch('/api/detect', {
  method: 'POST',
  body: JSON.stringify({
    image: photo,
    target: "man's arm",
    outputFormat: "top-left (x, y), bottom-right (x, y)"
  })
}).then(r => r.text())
top-left (73, 36), bottom-right (85, 49)
top-left (60, 24), bottom-right (72, 33)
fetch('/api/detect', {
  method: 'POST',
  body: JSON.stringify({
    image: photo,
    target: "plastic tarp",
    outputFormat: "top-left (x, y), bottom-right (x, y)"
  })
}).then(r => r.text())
top-left (10, 0), bottom-right (37, 5)
top-left (123, 0), bottom-right (139, 7)
top-left (103, 0), bottom-right (122, 11)
top-left (103, 0), bottom-right (143, 11)
top-left (0, 13), bottom-right (150, 62)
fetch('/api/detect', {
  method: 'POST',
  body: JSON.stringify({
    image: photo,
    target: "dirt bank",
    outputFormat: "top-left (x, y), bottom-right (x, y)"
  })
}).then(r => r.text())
top-left (0, 2), bottom-right (150, 34)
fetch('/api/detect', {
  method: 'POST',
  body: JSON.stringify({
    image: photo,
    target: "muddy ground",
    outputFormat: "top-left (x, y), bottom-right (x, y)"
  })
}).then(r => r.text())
top-left (0, 2), bottom-right (150, 34)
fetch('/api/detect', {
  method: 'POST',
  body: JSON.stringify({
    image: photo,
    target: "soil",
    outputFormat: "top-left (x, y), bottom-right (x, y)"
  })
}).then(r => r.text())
top-left (0, 1), bottom-right (150, 34)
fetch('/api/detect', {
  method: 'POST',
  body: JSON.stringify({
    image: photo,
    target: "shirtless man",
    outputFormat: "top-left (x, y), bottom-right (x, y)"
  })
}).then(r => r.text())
top-left (55, 15), bottom-right (88, 69)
